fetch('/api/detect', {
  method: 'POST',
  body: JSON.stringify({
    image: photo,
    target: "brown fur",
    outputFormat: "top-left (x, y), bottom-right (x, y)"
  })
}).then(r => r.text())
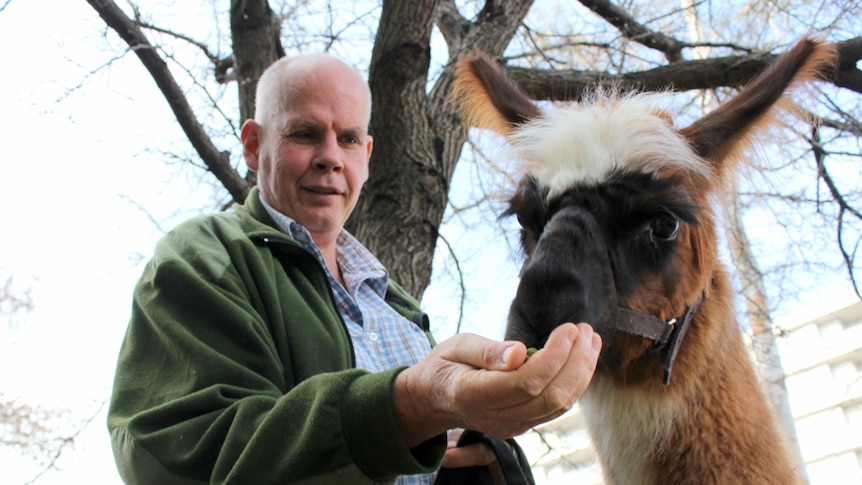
top-left (452, 51), bottom-right (542, 135)
top-left (452, 38), bottom-right (837, 484)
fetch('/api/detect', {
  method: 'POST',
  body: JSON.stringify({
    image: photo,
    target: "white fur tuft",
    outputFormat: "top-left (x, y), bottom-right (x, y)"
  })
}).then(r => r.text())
top-left (506, 92), bottom-right (709, 199)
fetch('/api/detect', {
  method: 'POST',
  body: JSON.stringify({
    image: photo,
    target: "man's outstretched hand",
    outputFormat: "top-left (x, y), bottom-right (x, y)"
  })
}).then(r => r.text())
top-left (393, 322), bottom-right (602, 449)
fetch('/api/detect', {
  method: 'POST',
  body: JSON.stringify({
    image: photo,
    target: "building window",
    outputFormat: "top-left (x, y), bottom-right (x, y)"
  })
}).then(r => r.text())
top-left (830, 353), bottom-right (862, 391)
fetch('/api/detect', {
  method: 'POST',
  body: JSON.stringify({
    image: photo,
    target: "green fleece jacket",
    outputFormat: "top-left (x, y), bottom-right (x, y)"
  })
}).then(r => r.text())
top-left (108, 188), bottom-right (445, 484)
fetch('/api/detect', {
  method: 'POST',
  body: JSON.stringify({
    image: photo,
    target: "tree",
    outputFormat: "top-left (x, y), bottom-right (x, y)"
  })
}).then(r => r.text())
top-left (1, 393), bottom-right (106, 485)
top-left (0, 275), bottom-right (33, 327)
top-left (0, 276), bottom-right (63, 481)
top-left (1, 273), bottom-right (110, 483)
top-left (83, 0), bottom-right (861, 478)
top-left (1, 396), bottom-right (68, 476)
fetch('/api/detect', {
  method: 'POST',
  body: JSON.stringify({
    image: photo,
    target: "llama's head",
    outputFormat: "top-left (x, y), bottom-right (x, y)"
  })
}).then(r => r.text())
top-left (453, 39), bottom-right (835, 385)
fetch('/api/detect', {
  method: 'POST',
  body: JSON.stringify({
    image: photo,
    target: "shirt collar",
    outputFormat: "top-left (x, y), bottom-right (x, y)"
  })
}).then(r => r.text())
top-left (258, 193), bottom-right (389, 296)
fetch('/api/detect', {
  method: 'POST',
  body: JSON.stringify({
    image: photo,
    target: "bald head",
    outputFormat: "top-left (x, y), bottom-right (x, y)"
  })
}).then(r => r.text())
top-left (253, 54), bottom-right (372, 129)
top-left (240, 53), bottom-right (374, 250)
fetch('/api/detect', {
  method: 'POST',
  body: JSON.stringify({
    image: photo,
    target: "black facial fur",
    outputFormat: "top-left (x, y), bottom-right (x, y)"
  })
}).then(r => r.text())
top-left (504, 170), bottom-right (701, 364)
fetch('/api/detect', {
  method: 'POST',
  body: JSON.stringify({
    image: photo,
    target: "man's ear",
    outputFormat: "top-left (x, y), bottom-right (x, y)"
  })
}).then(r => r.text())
top-left (363, 135), bottom-right (373, 183)
top-left (241, 120), bottom-right (261, 171)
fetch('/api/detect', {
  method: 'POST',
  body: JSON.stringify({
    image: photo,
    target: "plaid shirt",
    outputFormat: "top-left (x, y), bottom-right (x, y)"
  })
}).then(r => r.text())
top-left (261, 198), bottom-right (435, 485)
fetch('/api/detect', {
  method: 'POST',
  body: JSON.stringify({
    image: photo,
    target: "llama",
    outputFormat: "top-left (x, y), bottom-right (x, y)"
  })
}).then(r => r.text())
top-left (452, 38), bottom-right (836, 484)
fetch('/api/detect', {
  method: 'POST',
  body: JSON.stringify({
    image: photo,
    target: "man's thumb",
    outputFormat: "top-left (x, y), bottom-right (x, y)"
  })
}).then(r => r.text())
top-left (496, 342), bottom-right (527, 370)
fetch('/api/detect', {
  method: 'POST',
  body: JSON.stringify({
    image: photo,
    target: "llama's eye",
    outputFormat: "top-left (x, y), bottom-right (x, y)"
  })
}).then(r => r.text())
top-left (651, 208), bottom-right (681, 242)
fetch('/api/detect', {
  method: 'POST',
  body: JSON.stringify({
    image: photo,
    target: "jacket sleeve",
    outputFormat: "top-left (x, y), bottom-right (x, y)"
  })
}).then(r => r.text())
top-left (107, 219), bottom-right (445, 484)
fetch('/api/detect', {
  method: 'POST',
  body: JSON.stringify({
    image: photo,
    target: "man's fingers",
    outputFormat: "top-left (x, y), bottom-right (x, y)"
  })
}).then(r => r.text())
top-left (400, 322), bottom-right (601, 442)
top-left (457, 323), bottom-right (601, 437)
top-left (510, 323), bottom-right (600, 414)
top-left (436, 332), bottom-right (527, 371)
top-left (453, 323), bottom-right (584, 408)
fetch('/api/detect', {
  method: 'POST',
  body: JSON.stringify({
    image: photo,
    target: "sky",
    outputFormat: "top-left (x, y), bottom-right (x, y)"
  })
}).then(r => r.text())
top-left (1, 1), bottom-right (860, 484)
top-left (0, 2), bottom-right (209, 482)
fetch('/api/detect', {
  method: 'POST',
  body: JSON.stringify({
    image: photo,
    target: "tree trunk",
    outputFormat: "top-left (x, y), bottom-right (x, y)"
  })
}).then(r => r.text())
top-left (230, 0), bottom-right (285, 187)
top-left (347, 0), bottom-right (444, 299)
top-left (350, 0), bottom-right (534, 298)
top-left (230, 0), bottom-right (284, 125)
top-left (722, 185), bottom-right (809, 483)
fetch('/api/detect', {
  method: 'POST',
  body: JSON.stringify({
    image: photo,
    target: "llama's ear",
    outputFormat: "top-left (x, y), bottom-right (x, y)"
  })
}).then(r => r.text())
top-left (680, 38), bottom-right (836, 170)
top-left (452, 51), bottom-right (541, 136)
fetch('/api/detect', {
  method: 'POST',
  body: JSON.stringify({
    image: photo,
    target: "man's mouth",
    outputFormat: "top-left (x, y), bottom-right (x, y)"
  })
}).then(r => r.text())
top-left (305, 186), bottom-right (341, 195)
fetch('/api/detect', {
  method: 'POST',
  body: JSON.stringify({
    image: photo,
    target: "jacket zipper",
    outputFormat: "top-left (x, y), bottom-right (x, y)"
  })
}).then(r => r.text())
top-left (258, 235), bottom-right (358, 368)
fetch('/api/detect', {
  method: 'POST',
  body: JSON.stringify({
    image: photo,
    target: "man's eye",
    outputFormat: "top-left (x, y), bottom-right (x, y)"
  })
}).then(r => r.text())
top-left (341, 135), bottom-right (361, 145)
top-left (286, 132), bottom-right (320, 144)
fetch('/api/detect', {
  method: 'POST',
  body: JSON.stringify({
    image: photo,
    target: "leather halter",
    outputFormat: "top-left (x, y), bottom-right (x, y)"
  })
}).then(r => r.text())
top-left (613, 293), bottom-right (704, 385)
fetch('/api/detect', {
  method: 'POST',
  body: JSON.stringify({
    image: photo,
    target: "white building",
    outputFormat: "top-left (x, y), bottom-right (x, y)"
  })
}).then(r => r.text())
top-left (518, 298), bottom-right (862, 484)
top-left (781, 298), bottom-right (862, 484)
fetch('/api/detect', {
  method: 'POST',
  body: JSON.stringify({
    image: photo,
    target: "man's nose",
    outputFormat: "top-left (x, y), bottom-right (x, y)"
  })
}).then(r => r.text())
top-left (313, 135), bottom-right (343, 172)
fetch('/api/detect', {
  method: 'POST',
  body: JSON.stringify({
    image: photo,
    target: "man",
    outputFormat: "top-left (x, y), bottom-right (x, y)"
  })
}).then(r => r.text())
top-left (108, 53), bottom-right (601, 484)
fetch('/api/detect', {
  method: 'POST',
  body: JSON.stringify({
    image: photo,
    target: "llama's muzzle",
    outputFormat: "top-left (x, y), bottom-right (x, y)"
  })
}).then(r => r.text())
top-left (505, 205), bottom-right (623, 371)
top-left (505, 205), bottom-right (699, 383)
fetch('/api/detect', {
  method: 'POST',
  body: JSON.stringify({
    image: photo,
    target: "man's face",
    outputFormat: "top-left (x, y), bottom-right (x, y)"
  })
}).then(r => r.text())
top-left (243, 60), bottom-right (373, 245)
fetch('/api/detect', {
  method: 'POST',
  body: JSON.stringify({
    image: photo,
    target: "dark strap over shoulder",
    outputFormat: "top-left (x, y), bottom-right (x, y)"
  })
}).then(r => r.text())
top-left (434, 430), bottom-right (536, 485)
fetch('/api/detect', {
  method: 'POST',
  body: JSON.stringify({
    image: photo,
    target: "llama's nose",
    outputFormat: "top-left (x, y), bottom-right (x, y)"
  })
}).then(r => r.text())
top-left (505, 205), bottom-right (620, 366)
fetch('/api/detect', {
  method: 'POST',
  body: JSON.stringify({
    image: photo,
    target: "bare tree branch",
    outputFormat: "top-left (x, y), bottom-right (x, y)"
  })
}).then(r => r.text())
top-left (137, 20), bottom-right (222, 67)
top-left (505, 36), bottom-right (862, 101)
top-left (435, 233), bottom-right (466, 333)
top-left (85, 0), bottom-right (251, 203)
top-left (134, 20), bottom-right (235, 84)
top-left (810, 126), bottom-right (862, 297)
top-left (22, 400), bottom-right (107, 485)
top-left (506, 50), bottom-right (773, 99)
top-left (1, 396), bottom-right (68, 471)
top-left (818, 114), bottom-right (862, 137)
top-left (576, 0), bottom-right (685, 62)
top-left (0, 276), bottom-right (34, 316)
top-left (434, 0), bottom-right (472, 59)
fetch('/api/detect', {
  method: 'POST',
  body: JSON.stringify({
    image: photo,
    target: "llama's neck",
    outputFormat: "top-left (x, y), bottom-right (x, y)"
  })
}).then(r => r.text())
top-left (579, 298), bottom-right (802, 485)
top-left (580, 377), bottom-right (681, 485)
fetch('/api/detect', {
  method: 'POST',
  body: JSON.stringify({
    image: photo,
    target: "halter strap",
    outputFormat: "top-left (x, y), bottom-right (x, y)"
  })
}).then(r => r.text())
top-left (613, 293), bottom-right (705, 385)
